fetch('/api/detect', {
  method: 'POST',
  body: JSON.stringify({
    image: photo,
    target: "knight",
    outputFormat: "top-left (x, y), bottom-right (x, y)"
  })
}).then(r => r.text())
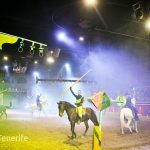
top-left (36, 94), bottom-right (42, 111)
top-left (124, 93), bottom-right (139, 121)
top-left (70, 87), bottom-right (84, 124)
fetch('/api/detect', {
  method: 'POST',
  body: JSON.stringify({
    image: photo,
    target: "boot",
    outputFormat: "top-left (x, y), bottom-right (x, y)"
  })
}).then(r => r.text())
top-left (133, 108), bottom-right (139, 121)
top-left (77, 117), bottom-right (82, 125)
top-left (135, 113), bottom-right (139, 121)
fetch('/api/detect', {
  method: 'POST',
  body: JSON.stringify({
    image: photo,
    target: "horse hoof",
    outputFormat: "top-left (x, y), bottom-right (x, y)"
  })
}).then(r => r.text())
top-left (136, 130), bottom-right (139, 133)
top-left (121, 132), bottom-right (124, 135)
top-left (68, 135), bottom-right (74, 139)
top-left (81, 135), bottom-right (85, 138)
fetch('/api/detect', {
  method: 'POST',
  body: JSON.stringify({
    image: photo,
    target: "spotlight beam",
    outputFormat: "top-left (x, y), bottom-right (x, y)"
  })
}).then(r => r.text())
top-left (94, 7), bottom-right (108, 29)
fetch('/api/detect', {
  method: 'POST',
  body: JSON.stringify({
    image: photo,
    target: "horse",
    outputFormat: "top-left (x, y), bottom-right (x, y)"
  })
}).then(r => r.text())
top-left (26, 100), bottom-right (48, 117)
top-left (57, 101), bottom-right (99, 139)
top-left (120, 98), bottom-right (138, 134)
top-left (0, 105), bottom-right (7, 119)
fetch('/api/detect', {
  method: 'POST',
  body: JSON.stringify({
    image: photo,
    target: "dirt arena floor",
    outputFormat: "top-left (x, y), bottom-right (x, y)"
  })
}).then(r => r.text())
top-left (0, 109), bottom-right (150, 150)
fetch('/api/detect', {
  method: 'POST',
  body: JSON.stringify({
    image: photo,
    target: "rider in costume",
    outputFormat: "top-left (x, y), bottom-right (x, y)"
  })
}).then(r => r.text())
top-left (124, 93), bottom-right (139, 121)
top-left (36, 94), bottom-right (42, 111)
top-left (70, 87), bottom-right (84, 124)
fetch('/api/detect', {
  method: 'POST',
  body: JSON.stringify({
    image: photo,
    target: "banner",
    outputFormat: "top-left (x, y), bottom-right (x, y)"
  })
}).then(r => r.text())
top-left (91, 91), bottom-right (111, 111)
top-left (92, 125), bottom-right (103, 150)
top-left (0, 32), bottom-right (18, 50)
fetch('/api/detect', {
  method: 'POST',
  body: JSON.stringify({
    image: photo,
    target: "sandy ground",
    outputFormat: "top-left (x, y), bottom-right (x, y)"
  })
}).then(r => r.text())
top-left (0, 109), bottom-right (150, 150)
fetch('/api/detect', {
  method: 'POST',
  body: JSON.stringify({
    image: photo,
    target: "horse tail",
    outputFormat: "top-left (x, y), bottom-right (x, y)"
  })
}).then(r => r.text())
top-left (89, 108), bottom-right (99, 126)
top-left (120, 109), bottom-right (128, 128)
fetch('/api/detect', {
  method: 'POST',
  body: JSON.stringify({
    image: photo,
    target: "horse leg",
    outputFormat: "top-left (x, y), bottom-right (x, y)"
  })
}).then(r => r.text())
top-left (127, 119), bottom-right (132, 133)
top-left (39, 110), bottom-right (41, 118)
top-left (42, 108), bottom-right (47, 117)
top-left (134, 121), bottom-right (138, 133)
top-left (70, 122), bottom-right (76, 139)
top-left (120, 113), bottom-right (125, 134)
top-left (121, 122), bottom-right (124, 135)
top-left (31, 109), bottom-right (34, 117)
top-left (83, 121), bottom-right (89, 137)
top-left (0, 112), bottom-right (2, 119)
top-left (3, 110), bottom-right (7, 119)
top-left (131, 120), bottom-right (134, 131)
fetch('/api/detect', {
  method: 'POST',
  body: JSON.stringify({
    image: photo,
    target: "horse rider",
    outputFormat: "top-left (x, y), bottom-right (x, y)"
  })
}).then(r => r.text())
top-left (124, 93), bottom-right (139, 121)
top-left (70, 87), bottom-right (84, 124)
top-left (36, 94), bottom-right (42, 111)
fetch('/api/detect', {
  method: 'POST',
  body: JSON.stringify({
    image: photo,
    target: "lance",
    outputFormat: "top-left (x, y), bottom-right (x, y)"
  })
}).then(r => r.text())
top-left (0, 89), bottom-right (7, 94)
top-left (60, 69), bottom-right (92, 99)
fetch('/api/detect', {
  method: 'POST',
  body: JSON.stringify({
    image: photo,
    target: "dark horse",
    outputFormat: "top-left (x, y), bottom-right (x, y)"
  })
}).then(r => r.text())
top-left (57, 101), bottom-right (99, 139)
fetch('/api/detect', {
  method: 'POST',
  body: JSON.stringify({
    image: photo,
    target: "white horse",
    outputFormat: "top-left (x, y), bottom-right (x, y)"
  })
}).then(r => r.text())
top-left (120, 98), bottom-right (139, 134)
top-left (26, 100), bottom-right (48, 117)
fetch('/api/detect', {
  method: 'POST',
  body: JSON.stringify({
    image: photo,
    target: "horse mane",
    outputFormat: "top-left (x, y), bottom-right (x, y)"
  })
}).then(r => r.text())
top-left (60, 101), bottom-right (75, 108)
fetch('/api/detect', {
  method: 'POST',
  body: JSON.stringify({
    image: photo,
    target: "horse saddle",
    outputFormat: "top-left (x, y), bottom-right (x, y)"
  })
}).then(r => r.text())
top-left (76, 107), bottom-right (86, 115)
top-left (82, 108), bottom-right (86, 115)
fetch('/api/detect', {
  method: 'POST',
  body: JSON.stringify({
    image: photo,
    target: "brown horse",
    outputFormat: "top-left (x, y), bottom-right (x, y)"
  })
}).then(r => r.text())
top-left (57, 101), bottom-right (99, 139)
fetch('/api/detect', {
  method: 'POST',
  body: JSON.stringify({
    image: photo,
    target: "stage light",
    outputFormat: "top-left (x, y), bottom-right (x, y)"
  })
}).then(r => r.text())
top-left (50, 50), bottom-right (54, 55)
top-left (34, 60), bottom-right (38, 64)
top-left (30, 42), bottom-right (35, 55)
top-left (4, 65), bottom-right (8, 70)
top-left (33, 71), bottom-right (39, 77)
top-left (84, 0), bottom-right (97, 6)
top-left (146, 19), bottom-right (150, 30)
top-left (39, 44), bottom-right (44, 57)
top-left (47, 56), bottom-right (55, 64)
top-left (79, 36), bottom-right (84, 41)
top-left (132, 2), bottom-right (144, 21)
top-left (65, 63), bottom-right (72, 77)
top-left (57, 32), bottom-right (67, 41)
top-left (3, 56), bottom-right (8, 61)
top-left (56, 31), bottom-right (74, 46)
top-left (65, 63), bottom-right (70, 71)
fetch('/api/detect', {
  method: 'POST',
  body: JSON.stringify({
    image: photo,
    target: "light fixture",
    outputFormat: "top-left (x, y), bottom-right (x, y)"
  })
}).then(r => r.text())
top-left (30, 42), bottom-right (35, 55)
top-left (84, 0), bottom-right (97, 7)
top-left (18, 39), bottom-right (24, 53)
top-left (33, 71), bottom-right (39, 77)
top-left (34, 60), bottom-right (38, 64)
top-left (47, 56), bottom-right (55, 64)
top-left (79, 36), bottom-right (84, 41)
top-left (3, 56), bottom-right (8, 61)
top-left (4, 65), bottom-right (8, 70)
top-left (57, 32), bottom-right (67, 41)
top-left (146, 19), bottom-right (150, 30)
top-left (50, 50), bottom-right (54, 55)
top-left (65, 63), bottom-right (71, 71)
top-left (39, 44), bottom-right (44, 57)
top-left (132, 2), bottom-right (144, 21)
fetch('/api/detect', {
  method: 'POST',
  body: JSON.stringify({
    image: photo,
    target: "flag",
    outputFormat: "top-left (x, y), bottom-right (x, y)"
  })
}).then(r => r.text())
top-left (0, 32), bottom-right (18, 50)
top-left (92, 125), bottom-right (103, 150)
top-left (116, 96), bottom-right (126, 107)
top-left (91, 91), bottom-right (111, 111)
